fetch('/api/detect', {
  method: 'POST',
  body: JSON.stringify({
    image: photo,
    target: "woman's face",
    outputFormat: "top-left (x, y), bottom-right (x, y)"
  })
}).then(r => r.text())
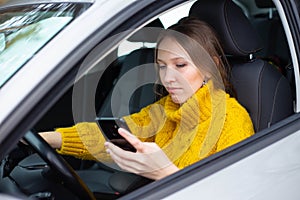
top-left (157, 37), bottom-right (204, 104)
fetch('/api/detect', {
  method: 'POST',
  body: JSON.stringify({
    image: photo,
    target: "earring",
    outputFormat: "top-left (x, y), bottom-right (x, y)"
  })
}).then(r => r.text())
top-left (201, 79), bottom-right (207, 87)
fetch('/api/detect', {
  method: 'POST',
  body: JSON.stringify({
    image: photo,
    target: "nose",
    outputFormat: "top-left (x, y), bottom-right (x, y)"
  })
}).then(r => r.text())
top-left (162, 67), bottom-right (176, 84)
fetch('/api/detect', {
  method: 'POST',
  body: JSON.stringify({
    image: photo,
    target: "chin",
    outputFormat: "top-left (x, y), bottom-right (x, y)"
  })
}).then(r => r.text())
top-left (171, 96), bottom-right (186, 104)
top-left (170, 96), bottom-right (180, 104)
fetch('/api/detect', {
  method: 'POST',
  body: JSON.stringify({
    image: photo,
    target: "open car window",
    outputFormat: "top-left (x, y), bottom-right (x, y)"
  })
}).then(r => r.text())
top-left (0, 3), bottom-right (91, 88)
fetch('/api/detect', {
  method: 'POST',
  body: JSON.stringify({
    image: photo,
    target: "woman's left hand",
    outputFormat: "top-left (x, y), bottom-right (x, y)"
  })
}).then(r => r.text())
top-left (104, 128), bottom-right (179, 180)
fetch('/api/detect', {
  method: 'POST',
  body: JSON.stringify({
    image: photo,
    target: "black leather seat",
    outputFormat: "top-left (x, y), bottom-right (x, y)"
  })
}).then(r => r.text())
top-left (189, 0), bottom-right (294, 132)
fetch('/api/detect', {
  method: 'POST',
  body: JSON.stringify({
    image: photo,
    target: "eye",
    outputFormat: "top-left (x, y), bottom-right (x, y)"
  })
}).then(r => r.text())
top-left (158, 64), bottom-right (166, 69)
top-left (176, 63), bottom-right (186, 68)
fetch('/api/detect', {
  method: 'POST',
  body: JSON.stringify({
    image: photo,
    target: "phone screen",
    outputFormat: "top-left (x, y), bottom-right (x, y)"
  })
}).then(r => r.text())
top-left (96, 117), bottom-right (136, 152)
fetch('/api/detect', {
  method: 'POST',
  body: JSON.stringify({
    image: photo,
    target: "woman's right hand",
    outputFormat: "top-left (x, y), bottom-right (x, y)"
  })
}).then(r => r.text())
top-left (105, 128), bottom-right (179, 180)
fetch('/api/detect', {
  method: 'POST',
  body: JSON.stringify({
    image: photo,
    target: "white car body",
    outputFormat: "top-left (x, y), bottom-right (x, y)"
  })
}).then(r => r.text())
top-left (1, 0), bottom-right (300, 199)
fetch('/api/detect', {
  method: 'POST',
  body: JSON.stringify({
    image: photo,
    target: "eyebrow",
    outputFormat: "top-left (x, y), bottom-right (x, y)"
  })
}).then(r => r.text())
top-left (157, 57), bottom-right (187, 63)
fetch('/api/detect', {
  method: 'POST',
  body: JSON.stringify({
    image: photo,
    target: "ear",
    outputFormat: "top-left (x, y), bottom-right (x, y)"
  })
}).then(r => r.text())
top-left (213, 56), bottom-right (220, 66)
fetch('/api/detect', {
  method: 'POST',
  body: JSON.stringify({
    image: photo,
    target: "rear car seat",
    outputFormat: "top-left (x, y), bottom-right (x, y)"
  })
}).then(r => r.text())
top-left (252, 0), bottom-right (291, 68)
top-left (251, 0), bottom-right (295, 97)
top-left (97, 19), bottom-right (164, 117)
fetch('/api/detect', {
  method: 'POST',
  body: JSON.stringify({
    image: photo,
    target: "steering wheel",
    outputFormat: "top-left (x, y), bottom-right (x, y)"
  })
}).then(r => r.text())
top-left (23, 131), bottom-right (95, 200)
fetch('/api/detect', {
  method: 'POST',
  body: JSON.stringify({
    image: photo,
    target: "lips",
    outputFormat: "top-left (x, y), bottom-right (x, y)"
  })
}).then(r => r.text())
top-left (166, 87), bottom-right (180, 94)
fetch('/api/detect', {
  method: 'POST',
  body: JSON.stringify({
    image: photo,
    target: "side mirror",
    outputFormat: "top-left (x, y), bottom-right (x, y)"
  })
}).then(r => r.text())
top-left (0, 33), bottom-right (5, 52)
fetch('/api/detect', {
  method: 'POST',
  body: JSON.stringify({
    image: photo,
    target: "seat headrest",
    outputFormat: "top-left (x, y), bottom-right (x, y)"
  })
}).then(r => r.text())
top-left (255, 0), bottom-right (275, 8)
top-left (127, 19), bottom-right (164, 43)
top-left (189, 0), bottom-right (262, 57)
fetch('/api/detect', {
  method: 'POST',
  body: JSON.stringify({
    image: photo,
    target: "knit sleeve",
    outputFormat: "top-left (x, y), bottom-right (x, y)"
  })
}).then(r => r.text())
top-left (56, 122), bottom-right (111, 162)
top-left (216, 99), bottom-right (255, 151)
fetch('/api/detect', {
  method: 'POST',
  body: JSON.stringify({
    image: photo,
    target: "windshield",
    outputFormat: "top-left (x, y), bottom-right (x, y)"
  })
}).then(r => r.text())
top-left (0, 3), bottom-right (91, 88)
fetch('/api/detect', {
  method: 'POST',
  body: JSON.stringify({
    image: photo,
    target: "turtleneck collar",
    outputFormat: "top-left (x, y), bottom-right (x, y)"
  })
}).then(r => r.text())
top-left (164, 81), bottom-right (213, 122)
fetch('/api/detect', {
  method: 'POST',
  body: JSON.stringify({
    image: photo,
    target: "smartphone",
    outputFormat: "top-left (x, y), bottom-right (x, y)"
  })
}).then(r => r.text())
top-left (96, 117), bottom-right (136, 152)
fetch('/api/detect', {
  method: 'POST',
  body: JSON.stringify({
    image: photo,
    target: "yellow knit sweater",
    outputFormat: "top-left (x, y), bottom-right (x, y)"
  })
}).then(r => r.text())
top-left (56, 82), bottom-right (254, 169)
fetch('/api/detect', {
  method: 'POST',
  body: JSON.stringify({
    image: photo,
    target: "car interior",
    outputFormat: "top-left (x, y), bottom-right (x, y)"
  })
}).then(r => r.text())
top-left (189, 0), bottom-right (294, 132)
top-left (0, 0), bottom-right (296, 199)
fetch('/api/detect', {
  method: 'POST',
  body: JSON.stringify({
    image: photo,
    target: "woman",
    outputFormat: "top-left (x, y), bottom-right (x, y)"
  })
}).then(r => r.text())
top-left (41, 18), bottom-right (254, 180)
